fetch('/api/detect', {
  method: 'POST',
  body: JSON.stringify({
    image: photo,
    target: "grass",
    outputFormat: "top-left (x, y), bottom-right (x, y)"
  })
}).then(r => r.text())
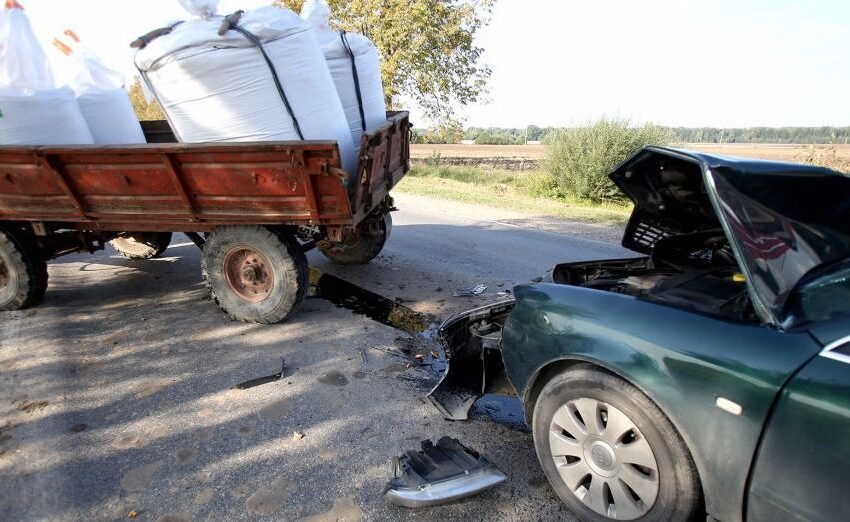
top-left (395, 164), bottom-right (632, 226)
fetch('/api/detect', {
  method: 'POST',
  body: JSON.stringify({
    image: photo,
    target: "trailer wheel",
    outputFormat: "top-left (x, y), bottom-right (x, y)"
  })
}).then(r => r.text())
top-left (0, 227), bottom-right (48, 311)
top-left (111, 232), bottom-right (173, 260)
top-left (318, 213), bottom-right (392, 266)
top-left (202, 226), bottom-right (308, 324)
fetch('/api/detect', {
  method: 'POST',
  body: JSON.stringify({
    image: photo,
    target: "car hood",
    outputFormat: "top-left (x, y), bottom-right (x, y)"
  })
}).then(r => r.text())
top-left (610, 146), bottom-right (850, 325)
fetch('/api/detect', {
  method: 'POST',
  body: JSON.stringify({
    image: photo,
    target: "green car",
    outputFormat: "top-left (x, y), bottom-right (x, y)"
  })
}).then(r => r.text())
top-left (430, 147), bottom-right (850, 521)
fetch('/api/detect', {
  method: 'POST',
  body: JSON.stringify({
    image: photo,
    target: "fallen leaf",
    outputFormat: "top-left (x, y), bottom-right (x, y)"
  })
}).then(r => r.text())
top-left (128, 511), bottom-right (138, 518)
top-left (293, 431), bottom-right (305, 441)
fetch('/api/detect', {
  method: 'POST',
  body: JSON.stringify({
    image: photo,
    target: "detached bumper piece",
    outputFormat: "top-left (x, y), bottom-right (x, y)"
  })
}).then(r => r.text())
top-left (383, 437), bottom-right (506, 508)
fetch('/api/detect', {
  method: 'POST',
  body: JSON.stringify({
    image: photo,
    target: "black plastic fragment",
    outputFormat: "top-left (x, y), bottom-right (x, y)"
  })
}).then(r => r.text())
top-left (232, 358), bottom-right (286, 390)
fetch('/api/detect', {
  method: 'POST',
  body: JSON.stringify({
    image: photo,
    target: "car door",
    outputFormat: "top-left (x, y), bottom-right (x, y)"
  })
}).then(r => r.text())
top-left (747, 323), bottom-right (850, 522)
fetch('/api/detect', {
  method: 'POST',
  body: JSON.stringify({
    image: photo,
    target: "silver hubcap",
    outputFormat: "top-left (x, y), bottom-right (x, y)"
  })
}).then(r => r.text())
top-left (549, 397), bottom-right (660, 520)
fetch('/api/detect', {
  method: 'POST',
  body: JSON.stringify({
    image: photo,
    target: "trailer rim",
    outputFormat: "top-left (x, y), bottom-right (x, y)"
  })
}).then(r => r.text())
top-left (224, 247), bottom-right (274, 302)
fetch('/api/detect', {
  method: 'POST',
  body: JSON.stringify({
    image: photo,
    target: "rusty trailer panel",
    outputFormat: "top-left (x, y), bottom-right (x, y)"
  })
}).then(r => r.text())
top-left (352, 111), bottom-right (411, 223)
top-left (0, 112), bottom-right (410, 233)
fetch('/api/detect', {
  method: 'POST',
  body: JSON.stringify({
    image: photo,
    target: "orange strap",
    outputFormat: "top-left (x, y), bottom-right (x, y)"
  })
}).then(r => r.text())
top-left (64, 29), bottom-right (81, 43)
top-left (52, 38), bottom-right (73, 56)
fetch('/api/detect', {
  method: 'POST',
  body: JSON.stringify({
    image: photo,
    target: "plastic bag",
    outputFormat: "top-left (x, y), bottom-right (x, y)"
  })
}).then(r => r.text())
top-left (53, 31), bottom-right (145, 144)
top-left (53, 31), bottom-right (124, 92)
top-left (0, 3), bottom-right (54, 91)
top-left (0, 3), bottom-right (93, 145)
top-left (178, 0), bottom-right (219, 18)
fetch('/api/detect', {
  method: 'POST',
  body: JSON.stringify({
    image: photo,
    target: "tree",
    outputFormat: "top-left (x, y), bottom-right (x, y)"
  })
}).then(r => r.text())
top-left (128, 77), bottom-right (165, 121)
top-left (275, 0), bottom-right (494, 124)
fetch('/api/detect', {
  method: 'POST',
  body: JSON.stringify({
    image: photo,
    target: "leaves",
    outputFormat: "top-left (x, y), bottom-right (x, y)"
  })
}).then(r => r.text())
top-left (544, 118), bottom-right (675, 204)
top-left (276, 0), bottom-right (494, 124)
top-left (128, 77), bottom-right (166, 121)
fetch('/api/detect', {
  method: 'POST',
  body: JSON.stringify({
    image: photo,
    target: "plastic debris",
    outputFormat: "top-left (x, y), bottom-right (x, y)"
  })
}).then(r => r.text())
top-left (453, 284), bottom-right (487, 297)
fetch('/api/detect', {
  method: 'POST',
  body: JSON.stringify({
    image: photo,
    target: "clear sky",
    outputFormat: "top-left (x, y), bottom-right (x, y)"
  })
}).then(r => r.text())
top-left (17, 0), bottom-right (850, 128)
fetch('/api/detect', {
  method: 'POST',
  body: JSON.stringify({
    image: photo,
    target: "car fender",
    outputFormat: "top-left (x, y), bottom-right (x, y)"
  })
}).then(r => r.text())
top-left (502, 283), bottom-right (821, 522)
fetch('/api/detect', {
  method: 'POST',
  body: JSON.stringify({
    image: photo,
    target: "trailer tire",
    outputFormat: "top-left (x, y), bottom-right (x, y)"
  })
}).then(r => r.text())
top-left (111, 232), bottom-right (173, 259)
top-left (203, 226), bottom-right (308, 324)
top-left (318, 213), bottom-right (392, 266)
top-left (0, 227), bottom-right (48, 311)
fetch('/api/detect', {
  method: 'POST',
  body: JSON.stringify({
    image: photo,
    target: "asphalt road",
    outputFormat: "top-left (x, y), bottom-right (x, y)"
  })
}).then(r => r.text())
top-left (0, 193), bottom-right (630, 521)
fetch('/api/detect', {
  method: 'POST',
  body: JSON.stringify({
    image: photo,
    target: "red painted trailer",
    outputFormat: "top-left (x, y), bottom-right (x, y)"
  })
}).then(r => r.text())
top-left (0, 111), bottom-right (410, 323)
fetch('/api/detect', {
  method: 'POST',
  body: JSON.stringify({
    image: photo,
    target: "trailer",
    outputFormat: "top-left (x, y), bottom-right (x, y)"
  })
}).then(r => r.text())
top-left (0, 111), bottom-right (410, 323)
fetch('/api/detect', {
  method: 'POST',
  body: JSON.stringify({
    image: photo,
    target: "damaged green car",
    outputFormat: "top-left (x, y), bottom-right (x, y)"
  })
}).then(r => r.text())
top-left (430, 147), bottom-right (850, 522)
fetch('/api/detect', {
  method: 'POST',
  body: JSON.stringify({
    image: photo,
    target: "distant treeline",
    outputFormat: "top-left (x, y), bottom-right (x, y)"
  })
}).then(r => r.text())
top-left (412, 125), bottom-right (850, 145)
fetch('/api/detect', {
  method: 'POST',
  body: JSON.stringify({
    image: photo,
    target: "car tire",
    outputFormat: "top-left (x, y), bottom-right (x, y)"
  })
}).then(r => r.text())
top-left (202, 226), bottom-right (307, 324)
top-left (0, 227), bottom-right (48, 311)
top-left (532, 364), bottom-right (702, 521)
top-left (111, 232), bottom-right (173, 259)
top-left (318, 213), bottom-right (391, 265)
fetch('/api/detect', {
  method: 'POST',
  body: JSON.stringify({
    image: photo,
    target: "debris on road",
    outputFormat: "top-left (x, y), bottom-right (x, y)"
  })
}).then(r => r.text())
top-left (16, 400), bottom-right (49, 414)
top-left (453, 284), bottom-right (487, 297)
top-left (313, 270), bottom-right (435, 335)
top-left (232, 358), bottom-right (286, 390)
top-left (292, 431), bottom-right (305, 441)
top-left (384, 437), bottom-right (506, 507)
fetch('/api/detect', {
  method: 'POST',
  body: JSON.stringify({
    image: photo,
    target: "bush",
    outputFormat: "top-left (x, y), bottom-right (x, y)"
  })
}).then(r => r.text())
top-left (545, 118), bottom-right (674, 203)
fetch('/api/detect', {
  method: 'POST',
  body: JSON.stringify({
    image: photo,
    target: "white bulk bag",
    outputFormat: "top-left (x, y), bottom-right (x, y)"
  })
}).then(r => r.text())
top-left (301, 0), bottom-right (387, 148)
top-left (135, 5), bottom-right (357, 174)
top-left (0, 6), bottom-right (93, 145)
top-left (55, 34), bottom-right (146, 144)
top-left (0, 86), bottom-right (93, 145)
top-left (76, 88), bottom-right (146, 145)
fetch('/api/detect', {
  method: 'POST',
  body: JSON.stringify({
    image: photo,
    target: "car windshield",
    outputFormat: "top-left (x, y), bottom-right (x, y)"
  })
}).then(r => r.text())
top-left (784, 258), bottom-right (850, 327)
top-left (709, 166), bottom-right (850, 323)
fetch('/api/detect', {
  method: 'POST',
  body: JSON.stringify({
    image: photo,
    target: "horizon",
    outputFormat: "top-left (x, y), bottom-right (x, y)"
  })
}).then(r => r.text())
top-left (16, 0), bottom-right (850, 129)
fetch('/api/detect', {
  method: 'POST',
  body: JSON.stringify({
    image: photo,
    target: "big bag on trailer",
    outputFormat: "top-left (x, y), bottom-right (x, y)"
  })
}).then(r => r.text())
top-left (0, 3), bottom-right (92, 145)
top-left (53, 32), bottom-right (146, 145)
top-left (134, 3), bottom-right (357, 174)
top-left (301, 0), bottom-right (386, 149)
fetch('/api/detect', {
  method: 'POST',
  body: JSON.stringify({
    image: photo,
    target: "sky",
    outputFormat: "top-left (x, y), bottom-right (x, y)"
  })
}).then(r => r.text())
top-left (16, 0), bottom-right (850, 128)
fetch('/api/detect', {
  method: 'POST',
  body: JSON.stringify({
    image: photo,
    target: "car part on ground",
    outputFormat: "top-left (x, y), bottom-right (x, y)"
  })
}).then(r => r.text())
top-left (383, 437), bottom-right (506, 508)
top-left (202, 225), bottom-right (308, 324)
top-left (110, 232), bottom-right (173, 259)
top-left (231, 357), bottom-right (286, 390)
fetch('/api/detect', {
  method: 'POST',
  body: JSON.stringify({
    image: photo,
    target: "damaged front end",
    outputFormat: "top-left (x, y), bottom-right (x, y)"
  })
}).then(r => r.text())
top-left (427, 300), bottom-right (516, 421)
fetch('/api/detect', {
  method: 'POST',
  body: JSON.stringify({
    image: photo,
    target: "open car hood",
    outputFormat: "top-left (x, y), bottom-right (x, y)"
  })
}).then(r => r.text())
top-left (610, 146), bottom-right (850, 325)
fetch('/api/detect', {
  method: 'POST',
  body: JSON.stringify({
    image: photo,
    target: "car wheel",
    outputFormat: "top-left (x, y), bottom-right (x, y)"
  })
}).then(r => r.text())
top-left (532, 364), bottom-right (702, 521)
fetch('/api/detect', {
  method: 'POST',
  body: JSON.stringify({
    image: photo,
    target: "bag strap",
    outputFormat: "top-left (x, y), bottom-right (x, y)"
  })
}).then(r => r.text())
top-left (340, 31), bottom-right (367, 133)
top-left (220, 10), bottom-right (305, 140)
top-left (130, 21), bottom-right (184, 50)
